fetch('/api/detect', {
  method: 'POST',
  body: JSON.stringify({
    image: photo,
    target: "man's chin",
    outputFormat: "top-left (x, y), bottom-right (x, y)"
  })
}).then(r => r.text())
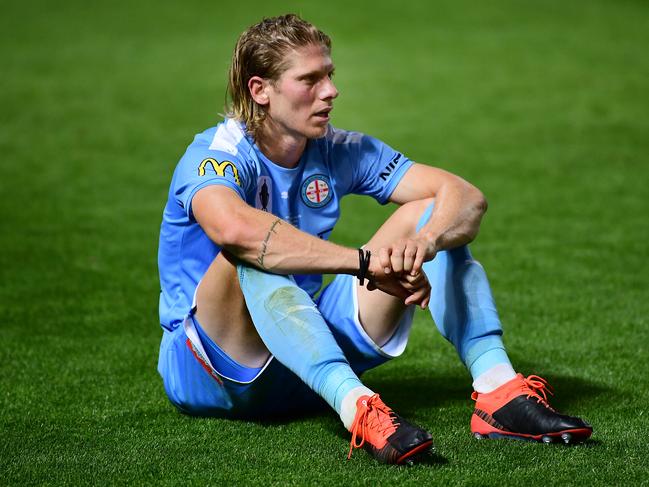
top-left (306, 124), bottom-right (329, 139)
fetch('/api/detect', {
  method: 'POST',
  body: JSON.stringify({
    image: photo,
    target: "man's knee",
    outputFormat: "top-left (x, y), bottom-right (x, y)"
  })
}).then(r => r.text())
top-left (400, 197), bottom-right (435, 235)
top-left (194, 253), bottom-right (269, 367)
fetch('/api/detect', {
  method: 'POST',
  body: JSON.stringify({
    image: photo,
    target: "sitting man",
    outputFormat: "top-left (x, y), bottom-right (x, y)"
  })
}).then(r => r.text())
top-left (157, 14), bottom-right (592, 464)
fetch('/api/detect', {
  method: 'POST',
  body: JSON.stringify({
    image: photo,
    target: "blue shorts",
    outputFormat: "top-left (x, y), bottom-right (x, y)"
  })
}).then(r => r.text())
top-left (157, 273), bottom-right (415, 418)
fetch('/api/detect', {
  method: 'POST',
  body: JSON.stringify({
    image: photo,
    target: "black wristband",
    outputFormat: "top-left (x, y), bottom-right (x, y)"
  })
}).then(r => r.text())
top-left (357, 248), bottom-right (371, 286)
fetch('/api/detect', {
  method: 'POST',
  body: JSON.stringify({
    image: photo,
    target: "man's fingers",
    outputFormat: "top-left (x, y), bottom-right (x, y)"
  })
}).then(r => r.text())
top-left (404, 283), bottom-right (431, 307)
top-left (404, 293), bottom-right (416, 306)
top-left (402, 240), bottom-right (417, 274)
top-left (399, 279), bottom-right (418, 291)
top-left (411, 245), bottom-right (427, 276)
top-left (390, 243), bottom-right (405, 275)
top-left (371, 271), bottom-right (411, 300)
top-left (404, 291), bottom-right (425, 306)
top-left (380, 238), bottom-right (435, 277)
top-left (379, 247), bottom-right (392, 274)
top-left (399, 277), bottom-right (425, 291)
top-left (401, 271), bottom-right (426, 286)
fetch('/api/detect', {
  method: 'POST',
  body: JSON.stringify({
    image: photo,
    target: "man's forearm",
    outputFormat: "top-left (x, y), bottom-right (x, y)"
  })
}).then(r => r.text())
top-left (193, 186), bottom-right (361, 276)
top-left (417, 183), bottom-right (487, 252)
top-left (219, 205), bottom-right (360, 275)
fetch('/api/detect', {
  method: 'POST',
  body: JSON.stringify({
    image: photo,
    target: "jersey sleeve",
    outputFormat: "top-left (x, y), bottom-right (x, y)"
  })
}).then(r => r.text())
top-left (171, 146), bottom-right (256, 220)
top-left (330, 129), bottom-right (414, 204)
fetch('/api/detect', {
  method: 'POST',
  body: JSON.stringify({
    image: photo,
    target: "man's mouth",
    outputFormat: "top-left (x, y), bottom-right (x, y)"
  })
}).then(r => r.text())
top-left (313, 107), bottom-right (332, 120)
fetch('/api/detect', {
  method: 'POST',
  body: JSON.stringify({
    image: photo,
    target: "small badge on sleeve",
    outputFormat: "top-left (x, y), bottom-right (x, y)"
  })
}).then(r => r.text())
top-left (301, 174), bottom-right (333, 208)
top-left (256, 176), bottom-right (272, 212)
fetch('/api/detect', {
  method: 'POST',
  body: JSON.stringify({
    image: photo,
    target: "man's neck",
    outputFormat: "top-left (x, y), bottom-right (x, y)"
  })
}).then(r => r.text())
top-left (256, 121), bottom-right (307, 169)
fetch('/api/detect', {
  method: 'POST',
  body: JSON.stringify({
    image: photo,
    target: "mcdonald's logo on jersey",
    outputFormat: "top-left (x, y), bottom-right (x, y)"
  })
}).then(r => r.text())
top-left (197, 158), bottom-right (241, 186)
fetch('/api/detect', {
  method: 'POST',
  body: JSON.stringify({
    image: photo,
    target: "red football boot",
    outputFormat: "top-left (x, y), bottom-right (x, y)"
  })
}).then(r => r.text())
top-left (348, 394), bottom-right (434, 464)
top-left (471, 374), bottom-right (593, 444)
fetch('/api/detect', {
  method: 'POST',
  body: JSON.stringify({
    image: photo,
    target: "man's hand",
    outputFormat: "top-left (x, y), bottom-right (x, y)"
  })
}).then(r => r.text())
top-left (378, 236), bottom-right (437, 277)
top-left (399, 271), bottom-right (431, 308)
top-left (366, 252), bottom-right (431, 309)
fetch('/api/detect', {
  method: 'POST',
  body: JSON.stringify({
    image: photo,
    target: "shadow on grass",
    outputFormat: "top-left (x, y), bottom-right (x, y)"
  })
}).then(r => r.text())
top-left (368, 367), bottom-right (612, 416)
top-left (164, 364), bottom-right (613, 465)
top-left (175, 367), bottom-right (612, 426)
top-left (155, 369), bottom-right (609, 470)
top-left (367, 370), bottom-right (469, 413)
top-left (414, 452), bottom-right (449, 467)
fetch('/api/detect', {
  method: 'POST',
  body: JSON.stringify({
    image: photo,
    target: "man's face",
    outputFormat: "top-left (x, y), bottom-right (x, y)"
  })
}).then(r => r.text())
top-left (264, 43), bottom-right (338, 140)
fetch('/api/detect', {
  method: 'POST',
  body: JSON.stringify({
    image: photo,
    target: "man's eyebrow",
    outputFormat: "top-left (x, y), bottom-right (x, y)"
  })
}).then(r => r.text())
top-left (296, 65), bottom-right (336, 80)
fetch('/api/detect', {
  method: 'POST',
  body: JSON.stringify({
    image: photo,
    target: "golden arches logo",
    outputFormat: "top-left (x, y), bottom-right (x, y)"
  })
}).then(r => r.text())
top-left (197, 158), bottom-right (241, 186)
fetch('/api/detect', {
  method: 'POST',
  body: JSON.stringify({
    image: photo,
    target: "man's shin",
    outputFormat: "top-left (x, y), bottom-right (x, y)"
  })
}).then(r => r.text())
top-left (237, 263), bottom-right (362, 413)
top-left (416, 203), bottom-right (512, 380)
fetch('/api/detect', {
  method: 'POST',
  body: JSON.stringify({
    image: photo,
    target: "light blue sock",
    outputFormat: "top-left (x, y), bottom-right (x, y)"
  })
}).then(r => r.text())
top-left (416, 203), bottom-right (513, 380)
top-left (237, 263), bottom-right (363, 413)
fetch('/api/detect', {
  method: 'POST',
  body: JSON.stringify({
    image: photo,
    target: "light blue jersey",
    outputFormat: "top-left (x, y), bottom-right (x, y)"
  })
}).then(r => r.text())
top-left (158, 118), bottom-right (413, 331)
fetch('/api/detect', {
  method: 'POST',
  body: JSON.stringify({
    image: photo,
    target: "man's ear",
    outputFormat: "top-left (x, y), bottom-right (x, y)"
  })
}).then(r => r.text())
top-left (248, 76), bottom-right (270, 106)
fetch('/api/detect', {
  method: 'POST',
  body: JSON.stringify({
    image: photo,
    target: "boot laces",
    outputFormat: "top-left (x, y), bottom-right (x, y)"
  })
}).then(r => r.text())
top-left (347, 394), bottom-right (399, 459)
top-left (521, 375), bottom-right (554, 408)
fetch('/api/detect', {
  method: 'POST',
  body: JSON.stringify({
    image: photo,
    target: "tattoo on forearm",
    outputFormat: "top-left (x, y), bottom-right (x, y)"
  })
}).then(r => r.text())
top-left (256, 218), bottom-right (282, 268)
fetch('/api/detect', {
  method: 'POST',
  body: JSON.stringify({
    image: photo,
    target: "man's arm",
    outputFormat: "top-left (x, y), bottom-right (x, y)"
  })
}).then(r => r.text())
top-left (382, 163), bottom-right (488, 275)
top-left (192, 185), bottom-right (411, 299)
top-left (193, 185), bottom-right (358, 274)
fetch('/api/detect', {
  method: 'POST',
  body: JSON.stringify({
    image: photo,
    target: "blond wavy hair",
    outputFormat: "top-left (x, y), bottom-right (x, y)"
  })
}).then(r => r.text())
top-left (226, 14), bottom-right (331, 141)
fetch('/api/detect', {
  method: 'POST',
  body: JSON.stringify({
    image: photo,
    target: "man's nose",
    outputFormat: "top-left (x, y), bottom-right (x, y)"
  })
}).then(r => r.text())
top-left (321, 77), bottom-right (339, 100)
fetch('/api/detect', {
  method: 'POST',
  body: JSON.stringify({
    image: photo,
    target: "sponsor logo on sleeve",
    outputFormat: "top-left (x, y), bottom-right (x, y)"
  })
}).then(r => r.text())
top-left (379, 153), bottom-right (403, 181)
top-left (197, 158), bottom-right (241, 186)
top-left (301, 174), bottom-right (333, 208)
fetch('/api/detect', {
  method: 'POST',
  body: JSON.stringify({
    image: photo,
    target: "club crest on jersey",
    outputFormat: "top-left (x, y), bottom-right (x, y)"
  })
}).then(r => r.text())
top-left (255, 176), bottom-right (272, 212)
top-left (301, 174), bottom-right (332, 208)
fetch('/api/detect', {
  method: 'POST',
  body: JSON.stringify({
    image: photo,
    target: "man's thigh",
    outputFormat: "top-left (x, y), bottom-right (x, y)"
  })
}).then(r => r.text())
top-left (194, 251), bottom-right (269, 368)
top-left (316, 273), bottom-right (415, 376)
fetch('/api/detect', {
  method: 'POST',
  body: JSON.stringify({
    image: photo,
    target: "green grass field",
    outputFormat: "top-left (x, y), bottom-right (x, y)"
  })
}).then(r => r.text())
top-left (2, 0), bottom-right (648, 484)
